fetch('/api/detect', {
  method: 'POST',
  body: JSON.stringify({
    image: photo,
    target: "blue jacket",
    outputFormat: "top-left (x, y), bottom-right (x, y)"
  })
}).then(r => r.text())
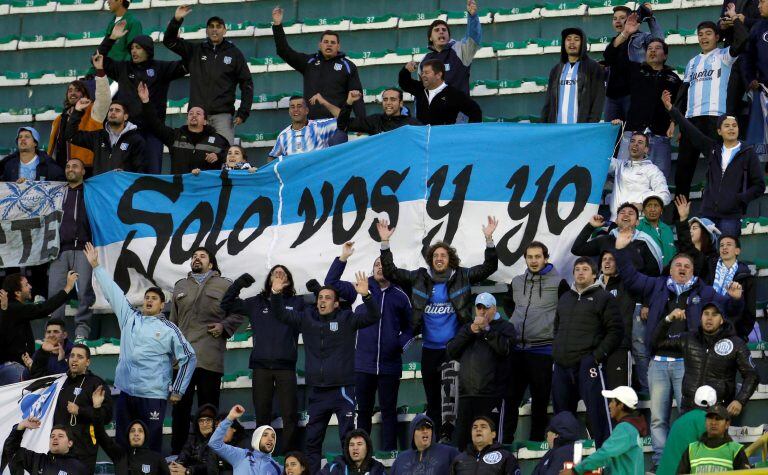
top-left (0, 150), bottom-right (64, 182)
top-left (532, 412), bottom-right (582, 475)
top-left (614, 249), bottom-right (742, 354)
top-left (325, 257), bottom-right (413, 375)
top-left (742, 19), bottom-right (768, 85)
top-left (208, 419), bottom-right (282, 475)
top-left (420, 13), bottom-right (482, 94)
top-left (390, 414), bottom-right (459, 475)
top-left (94, 266), bottom-right (196, 399)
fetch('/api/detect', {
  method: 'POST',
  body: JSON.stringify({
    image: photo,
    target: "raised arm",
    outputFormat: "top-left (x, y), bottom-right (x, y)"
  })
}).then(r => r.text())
top-left (138, 83), bottom-right (176, 146)
top-left (220, 274), bottom-right (254, 315)
top-left (271, 7), bottom-right (311, 72)
top-left (377, 219), bottom-right (421, 286)
top-left (86, 243), bottom-right (136, 330)
top-left (467, 216), bottom-right (499, 283)
top-left (208, 407), bottom-right (250, 464)
top-left (269, 289), bottom-right (305, 329)
top-left (398, 65), bottom-right (423, 96)
top-left (663, 90), bottom-right (715, 151)
top-left (452, 0), bottom-right (482, 67)
top-left (64, 100), bottom-right (102, 151)
top-left (163, 6), bottom-right (195, 61)
top-left (92, 386), bottom-right (126, 462)
top-left (570, 217), bottom-right (605, 257)
top-left (323, 243), bottom-right (358, 303)
top-left (91, 51), bottom-right (111, 123)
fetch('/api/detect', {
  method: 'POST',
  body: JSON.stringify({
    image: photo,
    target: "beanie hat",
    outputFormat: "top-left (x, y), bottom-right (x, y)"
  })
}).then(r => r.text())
top-left (689, 217), bottom-right (720, 248)
top-left (252, 425), bottom-right (276, 453)
top-left (17, 126), bottom-right (40, 145)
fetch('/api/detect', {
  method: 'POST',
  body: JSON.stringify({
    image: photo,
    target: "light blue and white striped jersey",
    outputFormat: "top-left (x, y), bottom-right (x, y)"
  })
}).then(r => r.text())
top-left (684, 47), bottom-right (736, 118)
top-left (269, 118), bottom-right (338, 158)
top-left (557, 62), bottom-right (580, 124)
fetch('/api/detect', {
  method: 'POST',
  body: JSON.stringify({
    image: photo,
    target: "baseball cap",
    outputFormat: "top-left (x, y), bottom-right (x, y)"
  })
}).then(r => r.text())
top-left (207, 16), bottom-right (226, 26)
top-left (694, 385), bottom-right (717, 408)
top-left (475, 292), bottom-right (496, 308)
top-left (415, 418), bottom-right (433, 430)
top-left (706, 404), bottom-right (731, 420)
top-left (601, 386), bottom-right (638, 410)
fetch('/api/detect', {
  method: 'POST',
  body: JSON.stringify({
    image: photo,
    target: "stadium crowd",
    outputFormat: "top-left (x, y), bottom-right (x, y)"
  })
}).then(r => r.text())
top-left (0, 0), bottom-right (766, 473)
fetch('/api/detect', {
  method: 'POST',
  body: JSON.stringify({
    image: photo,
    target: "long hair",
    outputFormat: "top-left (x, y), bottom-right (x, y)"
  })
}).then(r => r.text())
top-left (425, 241), bottom-right (460, 270)
top-left (260, 265), bottom-right (296, 298)
top-left (63, 80), bottom-right (91, 108)
top-left (283, 451), bottom-right (310, 475)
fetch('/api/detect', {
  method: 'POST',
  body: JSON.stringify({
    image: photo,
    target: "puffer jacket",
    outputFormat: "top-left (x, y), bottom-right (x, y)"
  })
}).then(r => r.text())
top-left (504, 264), bottom-right (567, 349)
top-left (610, 158), bottom-right (671, 219)
top-left (380, 245), bottom-right (498, 334)
top-left (653, 318), bottom-right (758, 411)
top-left (553, 282), bottom-right (623, 368)
top-left (390, 414), bottom-right (460, 475)
top-left (450, 443), bottom-right (521, 475)
top-left (320, 429), bottom-right (386, 475)
top-left (94, 419), bottom-right (170, 475)
top-left (446, 317), bottom-right (516, 397)
top-left (170, 271), bottom-right (245, 374)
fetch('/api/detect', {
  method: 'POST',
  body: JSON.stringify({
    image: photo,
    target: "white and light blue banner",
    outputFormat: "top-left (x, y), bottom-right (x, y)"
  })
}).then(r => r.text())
top-left (0, 181), bottom-right (66, 268)
top-left (85, 123), bottom-right (617, 306)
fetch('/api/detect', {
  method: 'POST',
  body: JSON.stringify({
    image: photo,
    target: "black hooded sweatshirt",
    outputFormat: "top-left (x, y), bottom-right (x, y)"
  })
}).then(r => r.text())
top-left (98, 35), bottom-right (188, 127)
top-left (1, 424), bottom-right (87, 475)
top-left (94, 419), bottom-right (170, 475)
top-left (177, 404), bottom-right (221, 475)
top-left (541, 28), bottom-right (606, 123)
top-left (532, 411), bottom-right (582, 475)
top-left (320, 429), bottom-right (386, 475)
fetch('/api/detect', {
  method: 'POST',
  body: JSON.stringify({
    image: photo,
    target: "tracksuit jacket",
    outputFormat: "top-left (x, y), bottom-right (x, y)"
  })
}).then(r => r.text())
top-left (398, 71), bottom-right (483, 125)
top-left (419, 12), bottom-right (482, 95)
top-left (324, 257), bottom-right (413, 375)
top-left (272, 24), bottom-right (366, 120)
top-left (163, 18), bottom-right (253, 121)
top-left (94, 266), bottom-right (196, 399)
top-left (270, 292), bottom-right (381, 387)
top-left (390, 414), bottom-right (460, 475)
top-left (65, 110), bottom-right (146, 175)
top-left (2, 426), bottom-right (87, 475)
top-left (208, 419), bottom-right (282, 475)
top-left (0, 150), bottom-right (64, 182)
top-left (574, 415), bottom-right (648, 475)
top-left (94, 419), bottom-right (169, 475)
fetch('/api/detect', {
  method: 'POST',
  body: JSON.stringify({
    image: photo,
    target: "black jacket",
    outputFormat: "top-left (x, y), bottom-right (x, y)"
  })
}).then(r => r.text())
top-left (2, 425), bottom-right (87, 475)
top-left (141, 102), bottom-right (229, 174)
top-left (220, 278), bottom-right (303, 371)
top-left (553, 283), bottom-right (623, 368)
top-left (176, 404), bottom-right (220, 475)
top-left (446, 319), bottom-right (516, 397)
top-left (654, 319), bottom-right (758, 411)
top-left (272, 24), bottom-right (365, 120)
top-left (58, 184), bottom-right (91, 251)
top-left (65, 110), bottom-right (146, 175)
top-left (669, 106), bottom-right (765, 219)
top-left (450, 443), bottom-right (521, 475)
top-left (674, 219), bottom-right (718, 278)
top-left (270, 292), bottom-right (381, 387)
top-left (542, 28), bottom-right (606, 123)
top-left (571, 223), bottom-right (661, 277)
top-left (99, 35), bottom-right (188, 127)
top-left (380, 245), bottom-right (498, 333)
top-left (0, 150), bottom-right (64, 182)
top-left (0, 291), bottom-right (70, 365)
top-left (624, 63), bottom-right (682, 136)
top-left (320, 429), bottom-right (386, 475)
top-left (163, 18), bottom-right (253, 121)
top-left (600, 273), bottom-right (636, 349)
top-left (95, 419), bottom-right (170, 475)
top-left (398, 69), bottom-right (482, 125)
top-left (337, 105), bottom-right (421, 134)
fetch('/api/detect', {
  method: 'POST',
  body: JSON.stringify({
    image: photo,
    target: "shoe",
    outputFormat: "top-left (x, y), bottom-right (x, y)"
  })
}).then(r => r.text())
top-left (74, 336), bottom-right (88, 345)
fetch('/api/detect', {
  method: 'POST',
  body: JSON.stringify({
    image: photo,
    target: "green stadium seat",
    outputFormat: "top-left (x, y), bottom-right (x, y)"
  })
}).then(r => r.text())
top-left (9, 0), bottom-right (56, 14)
top-left (150, 0), bottom-right (191, 6)
top-left (540, 1), bottom-right (590, 18)
top-left (647, 0), bottom-right (683, 10)
top-left (225, 20), bottom-right (255, 38)
top-left (348, 14), bottom-right (398, 31)
top-left (63, 30), bottom-right (105, 48)
top-left (0, 70), bottom-right (29, 86)
top-left (493, 40), bottom-right (544, 56)
top-left (586, 0), bottom-right (638, 16)
top-left (18, 32), bottom-right (64, 50)
top-left (0, 107), bottom-right (34, 123)
top-left (398, 10), bottom-right (446, 29)
top-left (301, 16), bottom-right (350, 34)
top-left (56, 0), bottom-right (102, 12)
top-left (173, 23), bottom-right (208, 40)
top-left (446, 9), bottom-right (493, 25)
top-left (494, 5), bottom-right (543, 22)
top-left (29, 68), bottom-right (87, 85)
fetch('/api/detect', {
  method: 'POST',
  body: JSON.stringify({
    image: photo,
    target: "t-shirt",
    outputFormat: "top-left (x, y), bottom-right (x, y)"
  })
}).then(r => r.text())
top-left (557, 62), bottom-right (580, 124)
top-left (720, 143), bottom-right (741, 173)
top-left (684, 47), bottom-right (736, 118)
top-left (421, 283), bottom-right (459, 349)
top-left (19, 156), bottom-right (39, 182)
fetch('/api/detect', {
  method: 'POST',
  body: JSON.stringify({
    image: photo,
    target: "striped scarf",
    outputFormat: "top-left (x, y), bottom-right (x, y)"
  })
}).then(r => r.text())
top-left (712, 259), bottom-right (738, 295)
top-left (666, 276), bottom-right (698, 296)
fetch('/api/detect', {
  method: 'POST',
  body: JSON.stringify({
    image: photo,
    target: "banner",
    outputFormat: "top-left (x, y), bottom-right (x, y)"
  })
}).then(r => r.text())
top-left (85, 123), bottom-right (617, 307)
top-left (0, 375), bottom-right (66, 474)
top-left (0, 181), bottom-right (67, 268)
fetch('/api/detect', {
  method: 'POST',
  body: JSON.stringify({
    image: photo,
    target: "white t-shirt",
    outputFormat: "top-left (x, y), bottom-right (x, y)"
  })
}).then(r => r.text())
top-left (721, 142), bottom-right (741, 173)
top-left (426, 82), bottom-right (448, 104)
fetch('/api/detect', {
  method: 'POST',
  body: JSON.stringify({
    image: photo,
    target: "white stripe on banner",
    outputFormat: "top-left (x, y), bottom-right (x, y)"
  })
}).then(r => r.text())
top-left (83, 123), bottom-right (618, 307)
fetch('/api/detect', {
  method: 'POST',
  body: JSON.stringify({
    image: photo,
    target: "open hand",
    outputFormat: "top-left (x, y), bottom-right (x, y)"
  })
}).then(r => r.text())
top-left (674, 195), bottom-right (690, 221)
top-left (376, 218), bottom-right (395, 241)
top-left (354, 271), bottom-right (369, 296)
top-left (92, 385), bottom-right (105, 408)
top-left (482, 216), bottom-right (498, 240)
top-left (272, 6), bottom-right (284, 25)
top-left (110, 20), bottom-right (128, 40)
top-left (340, 241), bottom-right (355, 262)
top-left (84, 242), bottom-right (100, 268)
top-left (137, 82), bottom-right (150, 104)
top-left (175, 4), bottom-right (192, 21)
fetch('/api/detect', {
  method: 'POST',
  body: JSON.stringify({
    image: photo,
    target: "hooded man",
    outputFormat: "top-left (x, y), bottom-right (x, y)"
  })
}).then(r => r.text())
top-left (1, 419), bottom-right (87, 475)
top-left (677, 404), bottom-right (751, 473)
top-left (610, 132), bottom-right (671, 220)
top-left (98, 21), bottom-right (188, 174)
top-left (450, 416), bottom-right (521, 475)
top-left (321, 429), bottom-right (386, 475)
top-left (172, 404), bottom-right (220, 475)
top-left (0, 126), bottom-right (64, 182)
top-left (541, 27), bottom-right (606, 123)
top-left (208, 405), bottom-right (282, 475)
top-left (531, 411), bottom-right (583, 475)
top-left (391, 414), bottom-right (460, 475)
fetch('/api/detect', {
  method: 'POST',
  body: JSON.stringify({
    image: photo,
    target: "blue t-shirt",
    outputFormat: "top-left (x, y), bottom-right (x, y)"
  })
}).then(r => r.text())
top-left (19, 156), bottom-right (39, 182)
top-left (422, 283), bottom-right (459, 349)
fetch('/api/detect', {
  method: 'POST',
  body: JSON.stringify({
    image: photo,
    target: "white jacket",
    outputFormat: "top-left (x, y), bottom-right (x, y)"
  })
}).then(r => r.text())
top-left (610, 158), bottom-right (671, 218)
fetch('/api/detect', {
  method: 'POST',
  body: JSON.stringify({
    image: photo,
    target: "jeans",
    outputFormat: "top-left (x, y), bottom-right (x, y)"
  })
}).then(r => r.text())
top-left (631, 312), bottom-right (649, 394)
top-left (140, 129), bottom-right (164, 174)
top-left (648, 359), bottom-right (685, 464)
top-left (48, 249), bottom-right (95, 339)
top-left (707, 217), bottom-right (742, 238)
top-left (0, 362), bottom-right (26, 386)
top-left (604, 95), bottom-right (631, 122)
top-left (208, 113), bottom-right (235, 145)
top-left (617, 131), bottom-right (673, 181)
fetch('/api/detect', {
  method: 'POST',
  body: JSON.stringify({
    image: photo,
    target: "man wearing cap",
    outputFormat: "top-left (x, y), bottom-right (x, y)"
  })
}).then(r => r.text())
top-left (450, 416), bottom-right (521, 474)
top-left (677, 404), bottom-right (751, 473)
top-left (0, 127), bottom-right (64, 182)
top-left (603, 4), bottom-right (664, 122)
top-left (97, 20), bottom-right (188, 174)
top-left (653, 302), bottom-right (758, 413)
top-left (164, 5), bottom-right (253, 144)
top-left (446, 293), bottom-right (516, 449)
top-left (561, 386), bottom-right (647, 475)
top-left (656, 385), bottom-right (716, 475)
top-left (636, 196), bottom-right (676, 268)
top-left (391, 414), bottom-right (459, 475)
top-left (209, 404), bottom-right (283, 474)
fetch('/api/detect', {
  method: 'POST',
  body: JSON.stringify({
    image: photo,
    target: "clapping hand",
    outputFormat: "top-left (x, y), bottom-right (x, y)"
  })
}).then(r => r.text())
top-left (92, 385), bottom-right (105, 408)
top-left (137, 82), bottom-right (150, 104)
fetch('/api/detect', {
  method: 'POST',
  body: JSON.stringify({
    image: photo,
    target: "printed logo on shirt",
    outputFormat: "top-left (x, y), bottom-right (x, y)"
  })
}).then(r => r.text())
top-left (201, 55), bottom-right (208, 61)
top-left (334, 63), bottom-right (342, 71)
top-left (58, 471), bottom-right (68, 475)
top-left (445, 63), bottom-right (451, 71)
top-left (714, 339), bottom-right (734, 356)
top-left (688, 67), bottom-right (721, 83)
top-left (146, 69), bottom-right (155, 78)
top-left (329, 322), bottom-right (338, 332)
top-left (423, 302), bottom-right (455, 315)
top-left (610, 289), bottom-right (618, 297)
top-left (155, 331), bottom-right (161, 339)
top-left (149, 411), bottom-right (160, 421)
top-left (141, 465), bottom-right (151, 474)
top-left (224, 56), bottom-right (232, 65)
top-left (482, 451), bottom-right (503, 464)
top-left (560, 78), bottom-right (577, 86)
top-left (763, 31), bottom-right (768, 43)
top-left (120, 143), bottom-right (129, 151)
top-left (208, 136), bottom-right (215, 144)
top-left (73, 388), bottom-right (82, 396)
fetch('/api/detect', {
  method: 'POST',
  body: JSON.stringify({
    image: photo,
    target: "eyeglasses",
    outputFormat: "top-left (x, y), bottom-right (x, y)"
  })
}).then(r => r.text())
top-left (198, 417), bottom-right (214, 424)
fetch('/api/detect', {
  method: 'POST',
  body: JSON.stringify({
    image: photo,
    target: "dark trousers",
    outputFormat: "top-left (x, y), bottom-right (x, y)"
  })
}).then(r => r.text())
top-left (115, 392), bottom-right (166, 452)
top-left (355, 372), bottom-right (400, 451)
top-left (503, 351), bottom-right (552, 443)
top-left (252, 368), bottom-right (298, 454)
top-left (305, 385), bottom-right (356, 475)
top-left (675, 115), bottom-right (719, 198)
top-left (454, 396), bottom-right (501, 451)
top-left (171, 367), bottom-right (222, 453)
top-left (604, 349), bottom-right (631, 390)
top-left (421, 347), bottom-right (446, 435)
top-left (552, 357), bottom-right (612, 448)
top-left (140, 128), bottom-right (164, 174)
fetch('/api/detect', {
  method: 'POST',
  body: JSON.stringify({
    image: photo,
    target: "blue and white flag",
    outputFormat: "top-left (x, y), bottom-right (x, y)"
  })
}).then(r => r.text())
top-left (0, 181), bottom-right (67, 268)
top-left (84, 123), bottom-right (617, 306)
